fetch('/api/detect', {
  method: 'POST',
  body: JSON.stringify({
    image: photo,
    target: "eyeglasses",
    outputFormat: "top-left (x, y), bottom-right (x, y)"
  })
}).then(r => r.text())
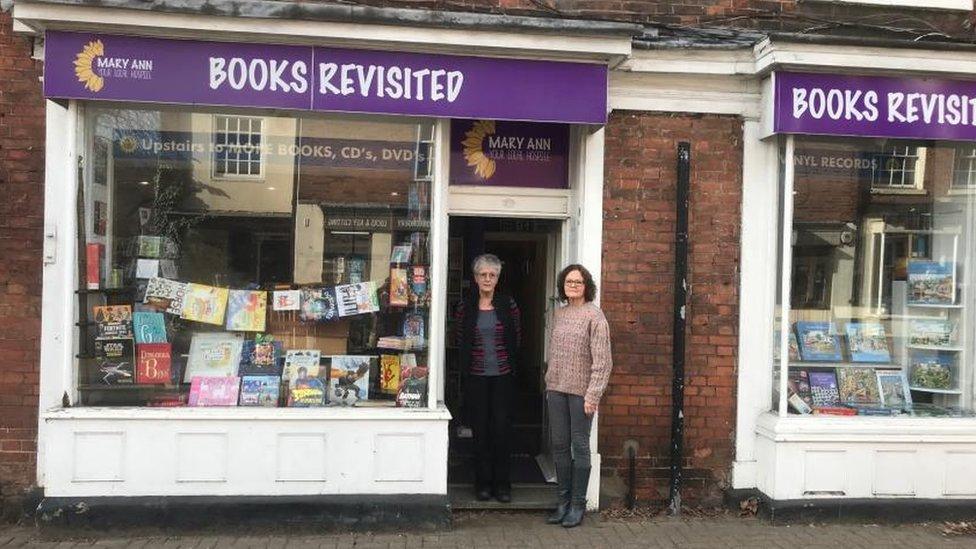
top-left (564, 279), bottom-right (585, 287)
top-left (476, 272), bottom-right (499, 280)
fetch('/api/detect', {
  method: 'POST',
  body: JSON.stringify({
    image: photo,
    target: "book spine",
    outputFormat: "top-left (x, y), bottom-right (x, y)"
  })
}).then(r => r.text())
top-left (86, 243), bottom-right (103, 290)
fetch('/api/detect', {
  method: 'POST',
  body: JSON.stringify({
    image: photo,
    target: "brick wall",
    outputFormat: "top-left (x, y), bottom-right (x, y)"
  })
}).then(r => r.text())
top-left (0, 12), bottom-right (44, 510)
top-left (600, 111), bottom-right (742, 503)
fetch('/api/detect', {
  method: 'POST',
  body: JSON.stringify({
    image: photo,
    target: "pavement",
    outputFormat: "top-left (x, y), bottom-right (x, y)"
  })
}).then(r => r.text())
top-left (2, 510), bottom-right (976, 548)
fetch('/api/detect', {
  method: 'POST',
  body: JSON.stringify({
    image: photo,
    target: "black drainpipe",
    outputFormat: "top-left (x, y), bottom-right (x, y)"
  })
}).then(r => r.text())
top-left (667, 142), bottom-right (691, 516)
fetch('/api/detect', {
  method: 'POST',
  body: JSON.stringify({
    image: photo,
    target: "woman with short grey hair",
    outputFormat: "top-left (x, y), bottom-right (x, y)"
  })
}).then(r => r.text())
top-left (453, 253), bottom-right (521, 503)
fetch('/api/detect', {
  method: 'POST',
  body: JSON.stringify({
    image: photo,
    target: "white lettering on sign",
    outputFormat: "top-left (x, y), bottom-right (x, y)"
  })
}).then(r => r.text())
top-left (792, 87), bottom-right (879, 123)
top-left (209, 57), bottom-right (309, 93)
top-left (793, 86), bottom-right (976, 127)
top-left (317, 62), bottom-right (464, 102)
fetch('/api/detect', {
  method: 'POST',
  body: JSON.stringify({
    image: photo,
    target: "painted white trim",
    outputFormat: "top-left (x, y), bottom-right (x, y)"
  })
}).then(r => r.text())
top-left (12, 3), bottom-right (631, 62)
top-left (805, 0), bottom-right (971, 11)
top-left (619, 49), bottom-right (757, 76)
top-left (43, 406), bottom-right (452, 422)
top-left (429, 119), bottom-right (451, 408)
top-left (610, 73), bottom-right (761, 117)
top-left (447, 186), bottom-right (572, 219)
top-left (757, 412), bottom-right (976, 444)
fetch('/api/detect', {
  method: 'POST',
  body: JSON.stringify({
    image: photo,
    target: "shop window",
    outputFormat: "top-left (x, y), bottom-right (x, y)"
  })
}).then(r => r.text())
top-left (213, 115), bottom-right (263, 178)
top-left (952, 145), bottom-right (976, 190)
top-left (78, 107), bottom-right (435, 409)
top-left (774, 137), bottom-right (975, 418)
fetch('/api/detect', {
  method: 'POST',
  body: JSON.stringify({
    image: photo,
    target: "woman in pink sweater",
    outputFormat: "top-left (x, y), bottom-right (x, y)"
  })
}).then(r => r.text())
top-left (544, 264), bottom-right (613, 528)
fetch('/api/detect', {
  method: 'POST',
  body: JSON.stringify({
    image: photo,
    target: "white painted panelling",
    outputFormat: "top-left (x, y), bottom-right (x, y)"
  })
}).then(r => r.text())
top-left (803, 450), bottom-right (847, 496)
top-left (72, 432), bottom-right (124, 482)
top-left (373, 434), bottom-right (425, 483)
top-left (944, 451), bottom-right (976, 496)
top-left (176, 433), bottom-right (228, 483)
top-left (276, 434), bottom-right (327, 483)
top-left (873, 451), bottom-right (916, 496)
top-left (447, 186), bottom-right (571, 218)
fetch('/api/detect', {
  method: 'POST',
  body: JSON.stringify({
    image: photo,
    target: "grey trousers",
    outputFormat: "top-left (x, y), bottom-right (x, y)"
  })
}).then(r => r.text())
top-left (546, 390), bottom-right (592, 470)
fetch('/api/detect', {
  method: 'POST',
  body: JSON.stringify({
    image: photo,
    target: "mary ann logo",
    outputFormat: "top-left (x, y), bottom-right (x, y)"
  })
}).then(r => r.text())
top-left (74, 38), bottom-right (154, 93)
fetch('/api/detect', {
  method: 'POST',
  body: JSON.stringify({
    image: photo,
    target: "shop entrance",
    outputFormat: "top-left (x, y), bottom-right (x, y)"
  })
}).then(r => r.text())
top-left (446, 216), bottom-right (562, 508)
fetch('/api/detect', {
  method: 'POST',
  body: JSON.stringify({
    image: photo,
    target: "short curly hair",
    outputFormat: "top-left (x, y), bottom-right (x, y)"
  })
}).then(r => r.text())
top-left (556, 264), bottom-right (596, 302)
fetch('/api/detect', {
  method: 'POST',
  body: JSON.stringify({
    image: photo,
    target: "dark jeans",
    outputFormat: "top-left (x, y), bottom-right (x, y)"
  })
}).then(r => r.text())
top-left (547, 390), bottom-right (592, 471)
top-left (467, 373), bottom-right (513, 492)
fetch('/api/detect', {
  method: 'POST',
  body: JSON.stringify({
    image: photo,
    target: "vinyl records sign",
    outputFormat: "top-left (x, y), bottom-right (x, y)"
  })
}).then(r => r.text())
top-left (449, 120), bottom-right (569, 189)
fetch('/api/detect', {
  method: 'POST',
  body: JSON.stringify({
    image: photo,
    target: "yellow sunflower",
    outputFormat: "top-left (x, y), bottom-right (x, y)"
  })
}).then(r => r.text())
top-left (74, 40), bottom-right (104, 93)
top-left (462, 120), bottom-right (496, 179)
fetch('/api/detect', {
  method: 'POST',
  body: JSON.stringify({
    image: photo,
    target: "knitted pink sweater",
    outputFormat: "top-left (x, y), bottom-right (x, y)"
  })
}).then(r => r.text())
top-left (544, 302), bottom-right (613, 406)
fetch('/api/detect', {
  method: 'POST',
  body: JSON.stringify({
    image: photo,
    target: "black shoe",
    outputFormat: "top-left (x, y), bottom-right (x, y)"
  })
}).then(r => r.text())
top-left (494, 489), bottom-right (511, 503)
top-left (546, 501), bottom-right (570, 524)
top-left (476, 488), bottom-right (492, 501)
top-left (561, 464), bottom-right (590, 528)
top-left (561, 504), bottom-right (585, 528)
top-left (547, 460), bottom-right (573, 524)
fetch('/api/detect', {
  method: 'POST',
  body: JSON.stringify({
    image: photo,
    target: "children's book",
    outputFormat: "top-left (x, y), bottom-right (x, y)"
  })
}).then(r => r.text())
top-left (284, 350), bottom-right (325, 407)
top-left (144, 277), bottom-right (187, 315)
top-left (845, 321), bottom-right (890, 363)
top-left (335, 281), bottom-right (380, 317)
top-left (397, 361), bottom-right (428, 408)
top-left (837, 367), bottom-right (881, 405)
top-left (181, 283), bottom-right (229, 325)
top-left (133, 311), bottom-right (167, 344)
top-left (329, 355), bottom-right (372, 406)
top-left (409, 266), bottom-right (428, 306)
top-left (93, 338), bottom-right (135, 385)
top-left (787, 369), bottom-right (813, 414)
top-left (807, 370), bottom-right (840, 408)
top-left (390, 268), bottom-right (409, 307)
top-left (907, 260), bottom-right (956, 305)
top-left (135, 342), bottom-right (171, 384)
top-left (876, 370), bottom-right (912, 408)
top-left (239, 334), bottom-right (283, 376)
top-left (773, 329), bottom-right (801, 361)
top-left (184, 332), bottom-right (244, 382)
top-left (240, 375), bottom-right (281, 407)
top-left (300, 287), bottom-right (339, 322)
top-left (403, 312), bottom-right (426, 348)
top-left (93, 305), bottom-right (133, 339)
top-left (379, 354), bottom-right (401, 395)
top-left (908, 319), bottom-right (957, 348)
top-left (795, 321), bottom-right (843, 362)
top-left (188, 376), bottom-right (240, 406)
top-left (390, 245), bottom-right (412, 264)
top-left (272, 290), bottom-right (301, 311)
top-left (909, 350), bottom-right (955, 389)
top-left (225, 290), bottom-right (268, 332)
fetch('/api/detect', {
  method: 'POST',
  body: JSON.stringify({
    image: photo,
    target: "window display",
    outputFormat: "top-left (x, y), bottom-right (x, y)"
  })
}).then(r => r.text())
top-left (77, 106), bottom-right (435, 408)
top-left (775, 136), bottom-right (975, 418)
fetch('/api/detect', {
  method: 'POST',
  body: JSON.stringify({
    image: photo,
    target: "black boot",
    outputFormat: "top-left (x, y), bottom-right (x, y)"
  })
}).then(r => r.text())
top-left (546, 461), bottom-right (573, 524)
top-left (561, 465), bottom-right (590, 528)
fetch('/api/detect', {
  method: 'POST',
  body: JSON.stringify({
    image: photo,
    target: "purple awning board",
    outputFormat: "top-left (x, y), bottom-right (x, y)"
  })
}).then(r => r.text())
top-left (44, 31), bottom-right (608, 124)
top-left (775, 71), bottom-right (976, 141)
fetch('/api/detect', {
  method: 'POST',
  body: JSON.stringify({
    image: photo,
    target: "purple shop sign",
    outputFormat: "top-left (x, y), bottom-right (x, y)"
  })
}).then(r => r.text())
top-left (776, 71), bottom-right (976, 141)
top-left (44, 31), bottom-right (607, 125)
top-left (449, 120), bottom-right (569, 188)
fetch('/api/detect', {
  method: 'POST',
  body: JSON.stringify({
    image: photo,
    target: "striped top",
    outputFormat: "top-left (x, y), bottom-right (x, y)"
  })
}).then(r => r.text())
top-left (454, 297), bottom-right (521, 376)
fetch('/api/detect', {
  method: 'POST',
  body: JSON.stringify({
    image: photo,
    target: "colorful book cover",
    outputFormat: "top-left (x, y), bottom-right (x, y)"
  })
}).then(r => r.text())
top-left (239, 334), bottom-right (283, 376)
top-left (409, 266), bottom-right (428, 305)
top-left (188, 376), bottom-right (240, 406)
top-left (135, 342), bottom-right (171, 384)
top-left (335, 281), bottom-right (380, 317)
top-left (144, 277), bottom-right (187, 315)
top-left (876, 370), bottom-right (912, 408)
top-left (390, 268), bottom-right (409, 307)
top-left (300, 287), bottom-right (339, 322)
top-left (348, 257), bottom-right (366, 284)
top-left (181, 283), bottom-right (229, 325)
top-left (908, 319), bottom-right (956, 348)
top-left (133, 311), bottom-right (167, 344)
top-left (93, 305), bottom-right (133, 339)
top-left (795, 321), bottom-right (843, 362)
top-left (136, 235), bottom-right (163, 258)
top-left (773, 329), bottom-right (800, 361)
top-left (808, 370), bottom-right (840, 408)
top-left (240, 375), bottom-right (281, 407)
top-left (183, 332), bottom-right (244, 382)
top-left (272, 290), bottom-right (301, 311)
top-left (93, 338), bottom-right (135, 385)
top-left (397, 364), bottom-right (429, 408)
top-left (403, 313), bottom-right (426, 348)
top-left (328, 355), bottom-right (371, 406)
top-left (86, 242), bottom-right (102, 290)
top-left (909, 350), bottom-right (955, 389)
top-left (837, 367), bottom-right (881, 405)
top-left (787, 369), bottom-right (812, 413)
top-left (225, 290), bottom-right (268, 332)
top-left (379, 354), bottom-right (401, 395)
top-left (845, 321), bottom-right (890, 363)
top-left (284, 350), bottom-right (325, 407)
top-left (390, 245), bottom-right (412, 264)
top-left (907, 260), bottom-right (955, 305)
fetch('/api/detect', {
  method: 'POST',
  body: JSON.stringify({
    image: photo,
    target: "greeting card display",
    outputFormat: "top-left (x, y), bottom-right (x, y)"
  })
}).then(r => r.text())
top-left (225, 290), bottom-right (268, 332)
top-left (272, 290), bottom-right (301, 311)
top-left (184, 332), bottom-right (244, 381)
top-left (181, 283), bottom-right (229, 325)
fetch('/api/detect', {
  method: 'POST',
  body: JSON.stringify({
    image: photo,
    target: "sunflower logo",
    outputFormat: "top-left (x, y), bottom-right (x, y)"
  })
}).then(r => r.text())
top-left (118, 135), bottom-right (138, 154)
top-left (74, 40), bottom-right (105, 93)
top-left (462, 120), bottom-right (496, 180)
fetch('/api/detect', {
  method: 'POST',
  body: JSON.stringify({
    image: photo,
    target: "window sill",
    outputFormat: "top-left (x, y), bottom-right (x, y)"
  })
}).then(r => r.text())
top-left (801, 0), bottom-right (972, 11)
top-left (870, 187), bottom-right (927, 196)
top-left (757, 411), bottom-right (976, 444)
top-left (42, 405), bottom-right (453, 422)
top-left (948, 188), bottom-right (976, 196)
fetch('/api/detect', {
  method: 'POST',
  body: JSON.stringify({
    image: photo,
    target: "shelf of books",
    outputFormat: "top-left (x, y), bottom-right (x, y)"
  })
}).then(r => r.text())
top-left (77, 234), bottom-right (433, 410)
top-left (780, 256), bottom-right (971, 419)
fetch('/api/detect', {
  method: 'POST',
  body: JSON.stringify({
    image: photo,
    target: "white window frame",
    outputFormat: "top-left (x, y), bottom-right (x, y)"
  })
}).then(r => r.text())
top-left (211, 114), bottom-right (265, 180)
top-left (952, 144), bottom-right (976, 191)
top-left (870, 144), bottom-right (927, 193)
top-left (804, 0), bottom-right (972, 11)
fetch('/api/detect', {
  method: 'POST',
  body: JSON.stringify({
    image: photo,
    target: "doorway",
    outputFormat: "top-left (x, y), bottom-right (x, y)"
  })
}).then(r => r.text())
top-left (446, 216), bottom-right (562, 508)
